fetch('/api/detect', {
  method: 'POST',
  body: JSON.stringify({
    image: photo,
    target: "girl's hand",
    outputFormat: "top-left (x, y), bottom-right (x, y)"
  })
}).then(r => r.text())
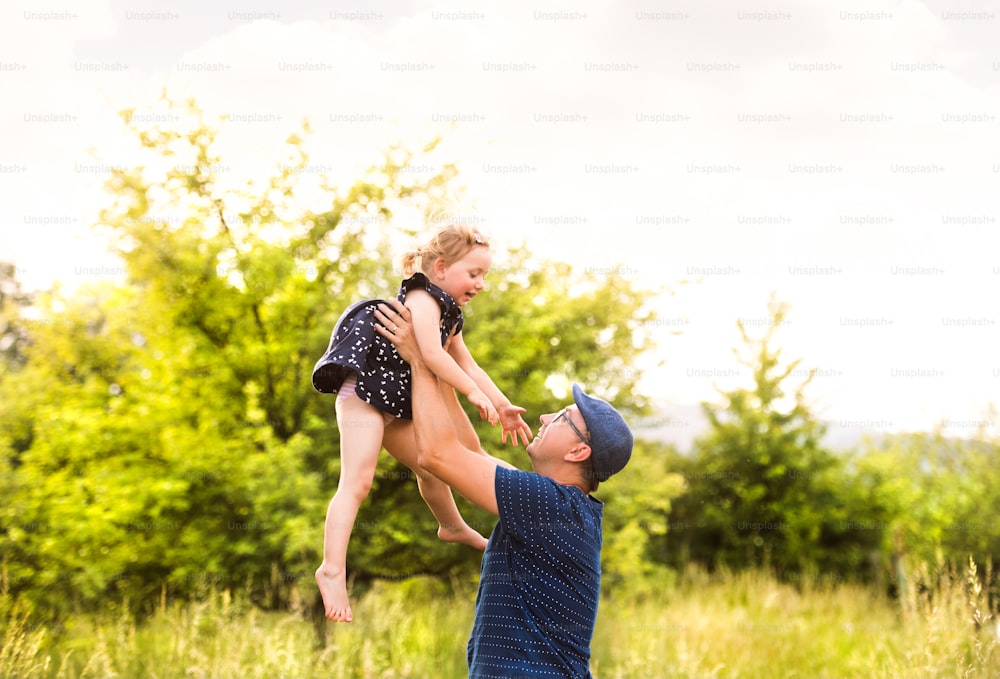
top-left (499, 404), bottom-right (533, 448)
top-left (469, 389), bottom-right (499, 426)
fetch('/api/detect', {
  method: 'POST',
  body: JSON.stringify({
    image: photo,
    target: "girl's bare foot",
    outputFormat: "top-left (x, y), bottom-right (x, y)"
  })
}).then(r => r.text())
top-left (315, 565), bottom-right (352, 622)
top-left (438, 523), bottom-right (488, 550)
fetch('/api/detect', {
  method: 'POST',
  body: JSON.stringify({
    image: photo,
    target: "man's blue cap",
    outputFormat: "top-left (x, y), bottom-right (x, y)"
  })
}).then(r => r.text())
top-left (572, 383), bottom-right (633, 481)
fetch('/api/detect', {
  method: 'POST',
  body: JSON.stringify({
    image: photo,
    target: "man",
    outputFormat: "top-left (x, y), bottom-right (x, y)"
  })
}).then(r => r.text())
top-left (373, 298), bottom-right (633, 678)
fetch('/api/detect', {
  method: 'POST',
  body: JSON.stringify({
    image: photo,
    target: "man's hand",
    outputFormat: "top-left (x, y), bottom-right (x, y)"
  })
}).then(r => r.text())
top-left (374, 299), bottom-right (421, 364)
top-left (377, 298), bottom-right (527, 443)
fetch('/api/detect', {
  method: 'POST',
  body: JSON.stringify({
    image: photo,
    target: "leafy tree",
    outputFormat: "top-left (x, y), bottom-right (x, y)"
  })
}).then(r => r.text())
top-left (852, 428), bottom-right (1000, 584)
top-left (596, 438), bottom-right (686, 594)
top-left (0, 263), bottom-right (32, 371)
top-left (461, 249), bottom-right (658, 431)
top-left (0, 98), bottom-right (664, 620)
top-left (663, 298), bottom-right (875, 579)
top-left (0, 263), bottom-right (33, 487)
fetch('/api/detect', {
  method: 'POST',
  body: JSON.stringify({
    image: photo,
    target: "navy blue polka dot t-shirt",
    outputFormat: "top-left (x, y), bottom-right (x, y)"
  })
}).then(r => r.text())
top-left (468, 466), bottom-right (604, 678)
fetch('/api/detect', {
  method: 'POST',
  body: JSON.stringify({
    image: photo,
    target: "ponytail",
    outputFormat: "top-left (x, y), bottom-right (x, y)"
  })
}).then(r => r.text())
top-left (400, 224), bottom-right (490, 276)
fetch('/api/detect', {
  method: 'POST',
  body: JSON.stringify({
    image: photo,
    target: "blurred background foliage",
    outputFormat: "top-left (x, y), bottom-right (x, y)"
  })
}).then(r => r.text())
top-left (2, 100), bottom-right (999, 626)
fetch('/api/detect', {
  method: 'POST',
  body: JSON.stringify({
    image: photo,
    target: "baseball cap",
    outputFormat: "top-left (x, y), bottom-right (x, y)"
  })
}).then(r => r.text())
top-left (571, 383), bottom-right (633, 481)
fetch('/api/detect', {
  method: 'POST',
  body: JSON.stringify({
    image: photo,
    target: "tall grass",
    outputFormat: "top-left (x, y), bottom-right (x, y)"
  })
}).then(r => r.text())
top-left (594, 564), bottom-right (997, 678)
top-left (3, 567), bottom-right (997, 678)
top-left (0, 595), bottom-right (53, 678)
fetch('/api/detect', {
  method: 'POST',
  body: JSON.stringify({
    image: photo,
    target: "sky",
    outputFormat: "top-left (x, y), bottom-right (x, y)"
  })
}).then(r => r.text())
top-left (2, 0), bottom-right (998, 441)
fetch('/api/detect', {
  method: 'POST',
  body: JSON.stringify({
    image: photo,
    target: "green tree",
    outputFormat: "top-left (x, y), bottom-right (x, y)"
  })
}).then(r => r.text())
top-left (0, 263), bottom-right (32, 489)
top-left (0, 98), bottom-right (665, 620)
top-left (664, 298), bottom-right (874, 579)
top-left (596, 438), bottom-right (686, 593)
top-left (0, 263), bottom-right (32, 371)
top-left (852, 427), bottom-right (1000, 584)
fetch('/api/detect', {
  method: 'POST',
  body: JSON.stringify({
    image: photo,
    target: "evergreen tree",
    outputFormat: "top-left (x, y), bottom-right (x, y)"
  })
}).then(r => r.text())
top-left (665, 298), bottom-right (875, 578)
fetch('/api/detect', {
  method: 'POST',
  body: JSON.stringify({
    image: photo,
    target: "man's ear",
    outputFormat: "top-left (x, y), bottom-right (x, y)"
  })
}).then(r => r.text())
top-left (563, 444), bottom-right (592, 464)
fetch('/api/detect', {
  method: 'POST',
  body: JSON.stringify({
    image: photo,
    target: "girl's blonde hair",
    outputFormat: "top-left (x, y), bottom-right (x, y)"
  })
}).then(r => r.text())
top-left (400, 224), bottom-right (491, 276)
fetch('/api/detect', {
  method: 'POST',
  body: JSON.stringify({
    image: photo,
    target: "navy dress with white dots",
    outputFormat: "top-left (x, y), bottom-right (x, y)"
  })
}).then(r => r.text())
top-left (311, 273), bottom-right (464, 420)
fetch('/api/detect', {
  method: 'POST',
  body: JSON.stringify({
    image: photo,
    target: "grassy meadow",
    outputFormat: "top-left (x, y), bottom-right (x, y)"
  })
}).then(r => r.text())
top-left (3, 568), bottom-right (998, 679)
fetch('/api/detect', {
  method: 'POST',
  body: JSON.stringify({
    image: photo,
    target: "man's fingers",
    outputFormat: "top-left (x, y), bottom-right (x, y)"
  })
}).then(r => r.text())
top-left (382, 298), bottom-right (409, 319)
top-left (375, 302), bottom-right (410, 334)
top-left (374, 316), bottom-right (396, 335)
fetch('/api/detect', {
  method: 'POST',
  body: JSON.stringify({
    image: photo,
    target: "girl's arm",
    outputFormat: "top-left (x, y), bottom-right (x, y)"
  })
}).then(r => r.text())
top-left (404, 290), bottom-right (498, 424)
top-left (448, 330), bottom-right (533, 447)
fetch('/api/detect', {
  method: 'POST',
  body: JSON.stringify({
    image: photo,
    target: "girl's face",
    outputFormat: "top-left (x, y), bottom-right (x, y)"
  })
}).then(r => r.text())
top-left (432, 246), bottom-right (492, 306)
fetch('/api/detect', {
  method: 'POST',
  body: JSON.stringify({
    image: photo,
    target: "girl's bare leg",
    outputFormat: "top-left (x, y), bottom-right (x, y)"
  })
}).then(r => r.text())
top-left (383, 415), bottom-right (487, 550)
top-left (437, 380), bottom-right (488, 455)
top-left (315, 395), bottom-right (385, 622)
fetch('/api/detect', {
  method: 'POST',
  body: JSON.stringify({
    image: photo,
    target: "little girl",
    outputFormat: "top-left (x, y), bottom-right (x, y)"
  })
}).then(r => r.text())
top-left (312, 224), bottom-right (532, 622)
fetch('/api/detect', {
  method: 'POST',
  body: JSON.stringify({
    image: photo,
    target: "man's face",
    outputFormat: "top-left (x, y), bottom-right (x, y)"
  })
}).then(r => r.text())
top-left (527, 405), bottom-right (589, 463)
top-left (434, 246), bottom-right (492, 306)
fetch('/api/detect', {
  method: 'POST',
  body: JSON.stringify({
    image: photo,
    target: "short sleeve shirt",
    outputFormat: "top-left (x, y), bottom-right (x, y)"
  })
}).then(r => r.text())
top-left (468, 466), bottom-right (604, 678)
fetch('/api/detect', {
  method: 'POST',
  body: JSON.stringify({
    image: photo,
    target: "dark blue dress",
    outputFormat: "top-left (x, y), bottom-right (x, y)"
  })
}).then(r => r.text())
top-left (312, 273), bottom-right (464, 419)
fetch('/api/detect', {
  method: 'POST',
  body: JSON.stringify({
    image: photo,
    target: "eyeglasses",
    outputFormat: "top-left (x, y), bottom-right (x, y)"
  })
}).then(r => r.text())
top-left (553, 409), bottom-right (590, 444)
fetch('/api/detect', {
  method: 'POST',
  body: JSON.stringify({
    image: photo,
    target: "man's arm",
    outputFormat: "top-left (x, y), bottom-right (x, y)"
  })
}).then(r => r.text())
top-left (411, 360), bottom-right (501, 515)
top-left (374, 300), bottom-right (503, 515)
